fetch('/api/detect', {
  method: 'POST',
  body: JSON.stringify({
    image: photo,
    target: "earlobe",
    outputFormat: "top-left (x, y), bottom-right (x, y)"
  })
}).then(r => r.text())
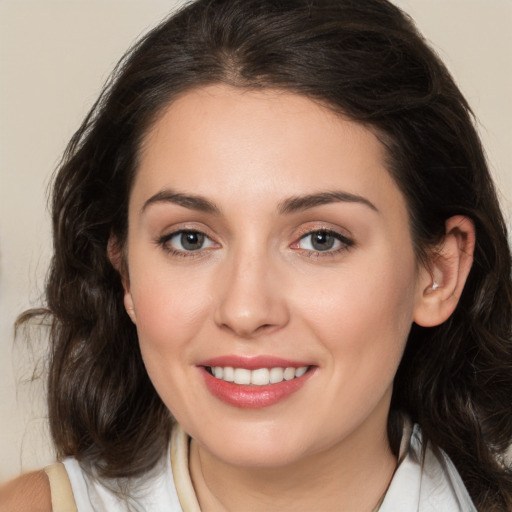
top-left (414, 215), bottom-right (475, 327)
top-left (124, 292), bottom-right (137, 324)
top-left (107, 235), bottom-right (137, 324)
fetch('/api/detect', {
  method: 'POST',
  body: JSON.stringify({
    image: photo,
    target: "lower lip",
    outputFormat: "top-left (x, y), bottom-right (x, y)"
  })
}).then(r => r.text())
top-left (200, 367), bottom-right (315, 409)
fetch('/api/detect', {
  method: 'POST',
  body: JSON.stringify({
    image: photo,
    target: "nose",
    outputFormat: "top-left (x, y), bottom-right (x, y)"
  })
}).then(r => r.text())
top-left (214, 248), bottom-right (290, 338)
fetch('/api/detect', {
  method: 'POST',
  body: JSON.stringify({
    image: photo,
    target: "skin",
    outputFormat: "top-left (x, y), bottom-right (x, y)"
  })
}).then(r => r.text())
top-left (3, 84), bottom-right (474, 512)
top-left (120, 85), bottom-right (473, 512)
top-left (0, 471), bottom-right (52, 512)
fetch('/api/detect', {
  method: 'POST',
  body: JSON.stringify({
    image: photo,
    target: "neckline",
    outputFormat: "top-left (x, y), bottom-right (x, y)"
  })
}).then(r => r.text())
top-left (170, 421), bottom-right (412, 512)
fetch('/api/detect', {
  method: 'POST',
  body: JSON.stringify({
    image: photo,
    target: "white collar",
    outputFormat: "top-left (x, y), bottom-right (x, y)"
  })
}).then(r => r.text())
top-left (169, 421), bottom-right (476, 512)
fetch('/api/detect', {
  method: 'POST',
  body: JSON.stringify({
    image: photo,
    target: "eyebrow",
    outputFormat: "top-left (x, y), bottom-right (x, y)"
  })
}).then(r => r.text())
top-left (278, 191), bottom-right (378, 214)
top-left (141, 189), bottom-right (221, 215)
top-left (141, 188), bottom-right (378, 216)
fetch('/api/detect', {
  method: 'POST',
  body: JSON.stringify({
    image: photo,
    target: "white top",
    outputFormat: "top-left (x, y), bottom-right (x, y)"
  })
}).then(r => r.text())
top-left (60, 422), bottom-right (477, 511)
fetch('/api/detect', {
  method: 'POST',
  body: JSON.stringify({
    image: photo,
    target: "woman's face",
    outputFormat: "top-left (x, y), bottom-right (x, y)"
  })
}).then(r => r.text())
top-left (123, 84), bottom-right (426, 467)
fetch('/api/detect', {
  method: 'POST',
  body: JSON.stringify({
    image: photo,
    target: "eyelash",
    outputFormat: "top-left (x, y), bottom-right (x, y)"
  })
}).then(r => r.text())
top-left (293, 229), bottom-right (354, 258)
top-left (156, 230), bottom-right (217, 258)
top-left (156, 228), bottom-right (354, 259)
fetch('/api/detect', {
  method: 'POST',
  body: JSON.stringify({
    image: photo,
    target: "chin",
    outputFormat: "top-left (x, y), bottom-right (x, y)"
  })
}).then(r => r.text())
top-left (192, 420), bottom-right (321, 469)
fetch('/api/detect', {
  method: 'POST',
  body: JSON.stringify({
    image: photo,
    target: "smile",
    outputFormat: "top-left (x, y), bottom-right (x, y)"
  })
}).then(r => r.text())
top-left (206, 366), bottom-right (309, 385)
top-left (199, 358), bottom-right (316, 408)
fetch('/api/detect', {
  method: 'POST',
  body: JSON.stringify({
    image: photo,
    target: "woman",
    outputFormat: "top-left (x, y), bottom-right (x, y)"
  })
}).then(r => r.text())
top-left (2, 0), bottom-right (512, 510)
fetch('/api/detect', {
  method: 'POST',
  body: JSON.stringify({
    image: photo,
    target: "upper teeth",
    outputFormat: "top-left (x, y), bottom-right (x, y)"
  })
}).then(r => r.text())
top-left (210, 366), bottom-right (308, 385)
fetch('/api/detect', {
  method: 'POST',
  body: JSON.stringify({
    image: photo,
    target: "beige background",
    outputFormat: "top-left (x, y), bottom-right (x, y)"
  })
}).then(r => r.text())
top-left (0, 0), bottom-right (510, 481)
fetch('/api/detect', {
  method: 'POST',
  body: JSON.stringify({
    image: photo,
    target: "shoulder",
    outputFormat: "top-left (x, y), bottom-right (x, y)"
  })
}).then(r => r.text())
top-left (0, 470), bottom-right (52, 512)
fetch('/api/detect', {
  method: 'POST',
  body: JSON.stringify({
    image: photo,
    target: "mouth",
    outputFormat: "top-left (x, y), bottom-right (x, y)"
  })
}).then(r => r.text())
top-left (198, 357), bottom-right (316, 409)
top-left (204, 365), bottom-right (310, 385)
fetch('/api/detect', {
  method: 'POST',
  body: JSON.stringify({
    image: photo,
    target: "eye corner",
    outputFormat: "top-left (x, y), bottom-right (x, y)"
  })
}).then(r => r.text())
top-left (291, 227), bottom-right (355, 256)
top-left (156, 228), bottom-right (219, 258)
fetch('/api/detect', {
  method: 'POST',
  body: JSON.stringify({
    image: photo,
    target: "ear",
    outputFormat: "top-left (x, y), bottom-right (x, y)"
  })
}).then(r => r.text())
top-left (107, 236), bottom-right (137, 324)
top-left (413, 215), bottom-right (475, 327)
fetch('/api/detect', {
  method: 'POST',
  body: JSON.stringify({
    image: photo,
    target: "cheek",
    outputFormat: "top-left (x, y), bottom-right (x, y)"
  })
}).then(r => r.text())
top-left (128, 267), bottom-right (213, 359)
top-left (128, 271), bottom-right (215, 415)
top-left (296, 251), bottom-right (417, 371)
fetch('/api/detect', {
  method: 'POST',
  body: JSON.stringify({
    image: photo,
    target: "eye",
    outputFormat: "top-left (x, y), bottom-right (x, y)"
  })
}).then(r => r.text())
top-left (295, 230), bottom-right (353, 253)
top-left (160, 230), bottom-right (217, 253)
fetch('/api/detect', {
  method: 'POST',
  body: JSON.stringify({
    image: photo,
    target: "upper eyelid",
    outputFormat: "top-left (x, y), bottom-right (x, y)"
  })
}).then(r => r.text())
top-left (161, 228), bottom-right (206, 238)
top-left (299, 228), bottom-right (350, 239)
top-left (289, 227), bottom-right (355, 254)
top-left (297, 230), bottom-right (353, 246)
top-left (159, 228), bottom-right (216, 243)
top-left (157, 223), bottom-right (218, 240)
top-left (294, 224), bottom-right (354, 242)
top-left (155, 224), bottom-right (354, 247)
top-left (157, 229), bottom-right (218, 257)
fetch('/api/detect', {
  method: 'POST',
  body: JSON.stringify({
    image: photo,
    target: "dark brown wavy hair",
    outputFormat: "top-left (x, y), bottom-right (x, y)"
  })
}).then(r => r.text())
top-left (18, 0), bottom-right (512, 509)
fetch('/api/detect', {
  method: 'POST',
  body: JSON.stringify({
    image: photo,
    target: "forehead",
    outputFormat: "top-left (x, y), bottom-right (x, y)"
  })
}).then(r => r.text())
top-left (133, 84), bottom-right (406, 217)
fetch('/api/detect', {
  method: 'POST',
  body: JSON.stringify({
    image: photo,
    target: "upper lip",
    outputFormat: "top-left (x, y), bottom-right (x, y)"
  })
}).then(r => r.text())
top-left (198, 355), bottom-right (313, 370)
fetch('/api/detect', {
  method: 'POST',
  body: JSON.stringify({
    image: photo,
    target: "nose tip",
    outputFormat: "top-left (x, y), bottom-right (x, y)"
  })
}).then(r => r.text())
top-left (218, 308), bottom-right (276, 338)
top-left (214, 257), bottom-right (289, 338)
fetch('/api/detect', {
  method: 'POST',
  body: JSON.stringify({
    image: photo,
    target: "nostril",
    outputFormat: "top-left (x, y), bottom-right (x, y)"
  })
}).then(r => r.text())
top-left (214, 272), bottom-right (290, 337)
top-left (255, 323), bottom-right (275, 333)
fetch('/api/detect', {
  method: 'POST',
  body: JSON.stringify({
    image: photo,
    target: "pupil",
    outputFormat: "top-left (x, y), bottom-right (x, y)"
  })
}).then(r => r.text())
top-left (181, 231), bottom-right (204, 250)
top-left (312, 232), bottom-right (335, 251)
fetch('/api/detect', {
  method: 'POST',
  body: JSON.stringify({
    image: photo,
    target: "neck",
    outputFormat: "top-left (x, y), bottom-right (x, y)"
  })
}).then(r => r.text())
top-left (189, 412), bottom-right (397, 512)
